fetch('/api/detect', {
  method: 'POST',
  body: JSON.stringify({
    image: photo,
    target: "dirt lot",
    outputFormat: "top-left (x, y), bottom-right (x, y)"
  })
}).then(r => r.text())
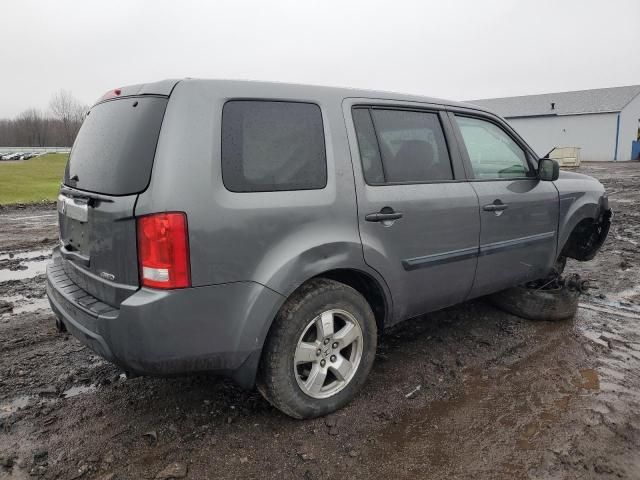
top-left (1, 163), bottom-right (639, 480)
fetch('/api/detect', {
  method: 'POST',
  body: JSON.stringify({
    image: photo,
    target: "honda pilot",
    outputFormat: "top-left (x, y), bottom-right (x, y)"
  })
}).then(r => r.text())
top-left (47, 79), bottom-right (611, 418)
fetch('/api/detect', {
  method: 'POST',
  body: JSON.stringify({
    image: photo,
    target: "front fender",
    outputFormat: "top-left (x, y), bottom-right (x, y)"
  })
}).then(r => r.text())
top-left (558, 191), bottom-right (601, 251)
top-left (558, 190), bottom-right (611, 261)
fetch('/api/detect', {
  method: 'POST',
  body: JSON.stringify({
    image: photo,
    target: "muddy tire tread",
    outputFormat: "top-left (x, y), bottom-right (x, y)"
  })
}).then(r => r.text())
top-left (257, 278), bottom-right (377, 419)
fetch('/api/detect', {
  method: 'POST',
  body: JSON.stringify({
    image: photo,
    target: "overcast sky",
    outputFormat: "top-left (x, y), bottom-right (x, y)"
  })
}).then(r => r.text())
top-left (2, 0), bottom-right (639, 117)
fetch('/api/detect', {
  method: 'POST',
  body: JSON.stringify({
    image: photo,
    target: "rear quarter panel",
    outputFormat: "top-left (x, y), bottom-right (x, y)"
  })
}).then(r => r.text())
top-left (135, 80), bottom-right (387, 302)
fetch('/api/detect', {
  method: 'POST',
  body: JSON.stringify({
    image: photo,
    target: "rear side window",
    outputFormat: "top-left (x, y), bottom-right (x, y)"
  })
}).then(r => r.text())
top-left (221, 101), bottom-right (327, 192)
top-left (352, 107), bottom-right (453, 184)
top-left (65, 97), bottom-right (168, 195)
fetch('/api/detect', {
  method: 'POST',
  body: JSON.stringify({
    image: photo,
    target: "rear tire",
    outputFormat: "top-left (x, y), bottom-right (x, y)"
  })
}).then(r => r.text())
top-left (491, 285), bottom-right (579, 321)
top-left (257, 278), bottom-right (377, 419)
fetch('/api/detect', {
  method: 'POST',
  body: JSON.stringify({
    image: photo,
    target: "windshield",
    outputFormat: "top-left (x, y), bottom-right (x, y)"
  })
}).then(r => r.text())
top-left (64, 96), bottom-right (168, 195)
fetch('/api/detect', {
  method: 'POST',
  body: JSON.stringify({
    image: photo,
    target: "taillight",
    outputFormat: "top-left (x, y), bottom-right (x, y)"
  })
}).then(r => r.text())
top-left (137, 212), bottom-right (191, 289)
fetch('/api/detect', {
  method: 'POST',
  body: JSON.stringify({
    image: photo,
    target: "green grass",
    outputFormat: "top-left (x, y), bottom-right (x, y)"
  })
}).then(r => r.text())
top-left (0, 153), bottom-right (68, 204)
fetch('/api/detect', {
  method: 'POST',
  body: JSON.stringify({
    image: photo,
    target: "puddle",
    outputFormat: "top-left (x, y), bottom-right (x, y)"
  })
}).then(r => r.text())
top-left (13, 297), bottom-right (50, 314)
top-left (0, 387), bottom-right (95, 418)
top-left (62, 384), bottom-right (97, 398)
top-left (0, 249), bottom-right (51, 262)
top-left (0, 295), bottom-right (50, 317)
top-left (0, 395), bottom-right (36, 419)
top-left (0, 258), bottom-right (48, 281)
top-left (5, 212), bottom-right (58, 228)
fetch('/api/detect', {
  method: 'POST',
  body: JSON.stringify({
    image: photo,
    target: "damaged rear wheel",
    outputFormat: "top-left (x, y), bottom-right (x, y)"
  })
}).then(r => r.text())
top-left (491, 274), bottom-right (586, 321)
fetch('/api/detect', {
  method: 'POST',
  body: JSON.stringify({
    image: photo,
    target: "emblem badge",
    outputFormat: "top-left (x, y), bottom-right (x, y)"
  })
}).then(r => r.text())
top-left (100, 271), bottom-right (116, 281)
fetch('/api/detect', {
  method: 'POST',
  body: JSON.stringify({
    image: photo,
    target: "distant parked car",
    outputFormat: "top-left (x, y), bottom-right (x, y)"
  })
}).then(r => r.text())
top-left (22, 153), bottom-right (38, 160)
top-left (5, 152), bottom-right (24, 160)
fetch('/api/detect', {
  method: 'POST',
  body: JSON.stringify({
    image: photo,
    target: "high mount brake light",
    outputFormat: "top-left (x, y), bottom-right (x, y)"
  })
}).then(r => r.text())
top-left (137, 212), bottom-right (191, 289)
top-left (97, 88), bottom-right (123, 102)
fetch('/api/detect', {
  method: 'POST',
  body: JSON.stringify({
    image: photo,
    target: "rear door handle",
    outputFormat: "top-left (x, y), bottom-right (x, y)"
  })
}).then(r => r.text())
top-left (365, 209), bottom-right (403, 222)
top-left (483, 201), bottom-right (508, 212)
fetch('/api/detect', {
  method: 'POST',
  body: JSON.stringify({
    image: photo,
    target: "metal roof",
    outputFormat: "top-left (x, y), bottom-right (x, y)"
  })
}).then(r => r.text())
top-left (468, 85), bottom-right (640, 118)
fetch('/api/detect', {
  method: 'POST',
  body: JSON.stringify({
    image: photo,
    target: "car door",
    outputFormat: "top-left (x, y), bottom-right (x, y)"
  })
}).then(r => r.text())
top-left (449, 112), bottom-right (559, 298)
top-left (344, 101), bottom-right (480, 324)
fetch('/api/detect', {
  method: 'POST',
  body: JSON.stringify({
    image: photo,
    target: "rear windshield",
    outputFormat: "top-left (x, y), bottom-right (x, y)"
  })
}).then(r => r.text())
top-left (64, 96), bottom-right (168, 195)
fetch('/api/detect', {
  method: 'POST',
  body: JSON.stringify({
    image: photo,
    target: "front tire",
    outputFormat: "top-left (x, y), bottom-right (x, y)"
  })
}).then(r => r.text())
top-left (257, 278), bottom-right (377, 419)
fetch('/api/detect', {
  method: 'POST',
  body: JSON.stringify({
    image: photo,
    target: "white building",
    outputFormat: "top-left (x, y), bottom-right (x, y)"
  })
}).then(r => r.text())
top-left (470, 85), bottom-right (640, 161)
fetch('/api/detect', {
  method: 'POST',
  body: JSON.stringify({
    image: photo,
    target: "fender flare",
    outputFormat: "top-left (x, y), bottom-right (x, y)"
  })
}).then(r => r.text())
top-left (233, 248), bottom-right (393, 389)
top-left (558, 196), bottom-right (611, 261)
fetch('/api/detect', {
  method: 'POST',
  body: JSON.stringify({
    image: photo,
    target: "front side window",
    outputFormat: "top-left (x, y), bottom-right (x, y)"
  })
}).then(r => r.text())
top-left (222, 101), bottom-right (327, 192)
top-left (352, 107), bottom-right (453, 184)
top-left (455, 116), bottom-right (530, 179)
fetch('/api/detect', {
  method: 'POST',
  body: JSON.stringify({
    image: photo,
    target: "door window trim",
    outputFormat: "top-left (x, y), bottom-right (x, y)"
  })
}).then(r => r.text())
top-left (351, 105), bottom-right (463, 186)
top-left (447, 110), bottom-right (539, 182)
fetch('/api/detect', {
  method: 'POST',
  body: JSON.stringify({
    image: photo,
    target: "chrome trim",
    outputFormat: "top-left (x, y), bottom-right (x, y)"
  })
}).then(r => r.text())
top-left (57, 194), bottom-right (89, 223)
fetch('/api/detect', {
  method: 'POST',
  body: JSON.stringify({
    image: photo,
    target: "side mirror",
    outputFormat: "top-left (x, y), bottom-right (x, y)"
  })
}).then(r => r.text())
top-left (538, 158), bottom-right (559, 181)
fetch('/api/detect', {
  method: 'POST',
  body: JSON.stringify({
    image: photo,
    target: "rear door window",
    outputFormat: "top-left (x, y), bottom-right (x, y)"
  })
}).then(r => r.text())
top-left (65, 97), bottom-right (168, 195)
top-left (221, 100), bottom-right (327, 192)
top-left (352, 107), bottom-right (453, 184)
top-left (352, 108), bottom-right (385, 184)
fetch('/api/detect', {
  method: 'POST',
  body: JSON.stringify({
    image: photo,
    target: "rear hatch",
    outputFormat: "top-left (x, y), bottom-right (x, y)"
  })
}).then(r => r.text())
top-left (57, 93), bottom-right (169, 307)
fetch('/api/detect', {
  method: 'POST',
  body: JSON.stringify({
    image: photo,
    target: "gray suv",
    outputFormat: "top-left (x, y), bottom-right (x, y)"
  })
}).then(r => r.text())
top-left (46, 79), bottom-right (611, 418)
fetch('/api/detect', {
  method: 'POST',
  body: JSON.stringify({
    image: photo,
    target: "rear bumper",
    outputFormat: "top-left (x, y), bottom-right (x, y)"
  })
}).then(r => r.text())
top-left (46, 249), bottom-right (284, 388)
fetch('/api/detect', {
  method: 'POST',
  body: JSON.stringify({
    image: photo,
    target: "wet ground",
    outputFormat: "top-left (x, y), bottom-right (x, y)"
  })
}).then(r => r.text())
top-left (1, 163), bottom-right (639, 480)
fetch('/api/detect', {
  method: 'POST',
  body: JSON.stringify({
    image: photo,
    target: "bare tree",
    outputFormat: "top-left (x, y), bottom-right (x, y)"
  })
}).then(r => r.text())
top-left (49, 89), bottom-right (87, 146)
top-left (15, 109), bottom-right (48, 147)
top-left (0, 90), bottom-right (88, 147)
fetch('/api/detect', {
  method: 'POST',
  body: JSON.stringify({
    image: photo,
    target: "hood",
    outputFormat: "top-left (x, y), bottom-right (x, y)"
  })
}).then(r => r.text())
top-left (557, 170), bottom-right (600, 182)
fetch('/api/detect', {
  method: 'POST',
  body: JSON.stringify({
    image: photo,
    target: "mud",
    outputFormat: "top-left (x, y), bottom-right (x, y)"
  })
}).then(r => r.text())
top-left (1, 163), bottom-right (639, 479)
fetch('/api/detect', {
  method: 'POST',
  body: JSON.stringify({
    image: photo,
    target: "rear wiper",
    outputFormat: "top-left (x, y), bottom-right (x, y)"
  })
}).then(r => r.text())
top-left (59, 184), bottom-right (114, 203)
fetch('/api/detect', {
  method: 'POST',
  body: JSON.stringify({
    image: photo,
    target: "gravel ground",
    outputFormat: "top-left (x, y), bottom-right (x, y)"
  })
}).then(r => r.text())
top-left (1, 163), bottom-right (639, 480)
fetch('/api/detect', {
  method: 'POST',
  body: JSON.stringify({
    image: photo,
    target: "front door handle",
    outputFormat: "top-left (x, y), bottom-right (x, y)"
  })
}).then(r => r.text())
top-left (483, 200), bottom-right (508, 212)
top-left (365, 207), bottom-right (403, 222)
